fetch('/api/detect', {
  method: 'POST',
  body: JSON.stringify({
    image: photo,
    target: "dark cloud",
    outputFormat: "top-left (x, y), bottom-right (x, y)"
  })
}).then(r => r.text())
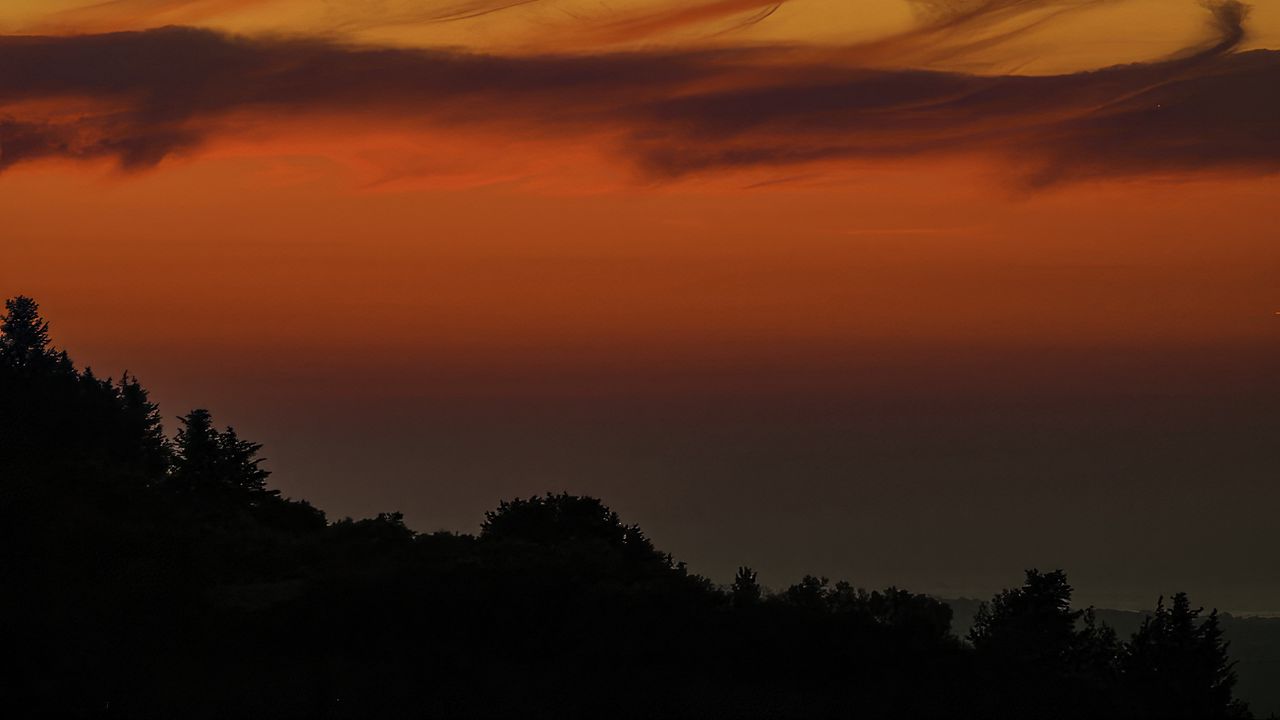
top-left (0, 117), bottom-right (198, 171)
top-left (0, 1), bottom-right (1275, 185)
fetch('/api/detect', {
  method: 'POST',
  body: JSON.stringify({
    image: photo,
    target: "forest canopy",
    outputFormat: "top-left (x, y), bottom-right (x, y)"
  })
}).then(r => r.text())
top-left (0, 295), bottom-right (1257, 719)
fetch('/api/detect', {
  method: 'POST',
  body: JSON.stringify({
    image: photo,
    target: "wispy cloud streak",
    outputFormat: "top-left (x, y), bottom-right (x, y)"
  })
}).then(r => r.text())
top-left (0, 1), bottom-right (1274, 185)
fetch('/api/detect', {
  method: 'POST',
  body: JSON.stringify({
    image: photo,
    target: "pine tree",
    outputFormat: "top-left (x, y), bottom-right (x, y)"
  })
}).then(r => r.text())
top-left (1124, 592), bottom-right (1249, 718)
top-left (216, 425), bottom-right (272, 495)
top-left (117, 372), bottom-right (169, 478)
top-left (0, 295), bottom-right (52, 367)
top-left (170, 409), bottom-right (274, 501)
top-left (171, 408), bottom-right (220, 493)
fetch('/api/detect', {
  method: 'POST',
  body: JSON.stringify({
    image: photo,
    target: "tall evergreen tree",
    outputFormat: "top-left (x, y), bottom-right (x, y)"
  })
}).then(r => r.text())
top-left (171, 408), bottom-right (220, 492)
top-left (216, 425), bottom-right (272, 495)
top-left (170, 408), bottom-right (273, 500)
top-left (0, 295), bottom-right (51, 367)
top-left (1124, 593), bottom-right (1249, 719)
top-left (116, 372), bottom-right (170, 478)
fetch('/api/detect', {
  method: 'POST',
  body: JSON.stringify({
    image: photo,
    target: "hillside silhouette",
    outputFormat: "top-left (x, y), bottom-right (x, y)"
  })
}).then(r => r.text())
top-left (0, 295), bottom-right (1266, 719)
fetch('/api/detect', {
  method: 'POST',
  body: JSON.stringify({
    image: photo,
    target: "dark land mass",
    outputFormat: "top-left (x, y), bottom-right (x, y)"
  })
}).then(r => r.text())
top-left (1, 295), bottom-right (1270, 719)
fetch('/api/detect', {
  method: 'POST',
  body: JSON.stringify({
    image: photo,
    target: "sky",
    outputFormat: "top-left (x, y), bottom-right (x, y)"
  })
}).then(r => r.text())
top-left (1, 0), bottom-right (1278, 612)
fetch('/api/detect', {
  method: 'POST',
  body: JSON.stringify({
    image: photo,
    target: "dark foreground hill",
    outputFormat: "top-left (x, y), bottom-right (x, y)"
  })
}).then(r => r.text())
top-left (0, 296), bottom-right (1261, 719)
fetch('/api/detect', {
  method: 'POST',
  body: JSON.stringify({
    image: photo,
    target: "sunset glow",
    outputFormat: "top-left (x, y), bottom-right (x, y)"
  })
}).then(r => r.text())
top-left (2, 0), bottom-right (1278, 612)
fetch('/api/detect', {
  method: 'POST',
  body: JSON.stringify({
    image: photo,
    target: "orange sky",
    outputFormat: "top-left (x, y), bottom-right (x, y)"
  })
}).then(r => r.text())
top-left (1, 0), bottom-right (1278, 610)
top-left (5, 1), bottom-right (1278, 64)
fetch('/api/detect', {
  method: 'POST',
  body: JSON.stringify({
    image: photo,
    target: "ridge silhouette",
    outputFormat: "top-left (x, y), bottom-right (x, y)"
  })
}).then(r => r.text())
top-left (0, 295), bottom-right (1262, 719)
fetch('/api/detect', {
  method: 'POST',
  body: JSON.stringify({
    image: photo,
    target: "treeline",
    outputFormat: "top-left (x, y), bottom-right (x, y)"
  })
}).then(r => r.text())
top-left (0, 296), bottom-right (1255, 719)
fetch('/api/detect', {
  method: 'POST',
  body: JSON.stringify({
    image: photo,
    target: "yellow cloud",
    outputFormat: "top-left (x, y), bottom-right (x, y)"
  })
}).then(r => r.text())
top-left (5, 1), bottom-right (1276, 75)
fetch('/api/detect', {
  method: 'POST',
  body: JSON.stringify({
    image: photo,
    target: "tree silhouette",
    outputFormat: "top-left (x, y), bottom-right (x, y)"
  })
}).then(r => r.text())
top-left (116, 371), bottom-right (170, 477)
top-left (481, 492), bottom-right (669, 567)
top-left (969, 569), bottom-right (1122, 718)
top-left (731, 566), bottom-right (762, 608)
top-left (970, 569), bottom-right (1083, 666)
top-left (0, 295), bottom-right (52, 367)
top-left (1124, 593), bottom-right (1250, 719)
top-left (172, 408), bottom-right (221, 488)
top-left (170, 408), bottom-right (274, 500)
top-left (782, 574), bottom-right (832, 612)
top-left (865, 587), bottom-right (955, 642)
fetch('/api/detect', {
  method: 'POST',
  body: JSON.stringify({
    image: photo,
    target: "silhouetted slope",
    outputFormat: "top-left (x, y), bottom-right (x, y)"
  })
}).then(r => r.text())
top-left (0, 296), bottom-right (1257, 719)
